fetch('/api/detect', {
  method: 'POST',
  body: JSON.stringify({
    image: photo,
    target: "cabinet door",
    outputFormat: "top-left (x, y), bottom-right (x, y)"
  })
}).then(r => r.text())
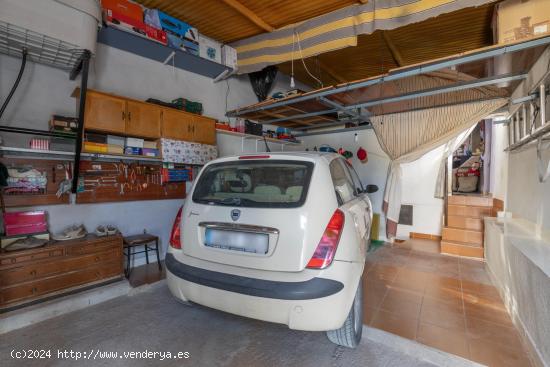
top-left (84, 93), bottom-right (126, 134)
top-left (161, 109), bottom-right (193, 141)
top-left (192, 116), bottom-right (217, 145)
top-left (126, 101), bottom-right (161, 138)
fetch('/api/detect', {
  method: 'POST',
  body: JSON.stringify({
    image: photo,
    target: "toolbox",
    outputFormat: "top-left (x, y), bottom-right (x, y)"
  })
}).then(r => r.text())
top-left (4, 211), bottom-right (48, 237)
top-left (144, 9), bottom-right (199, 55)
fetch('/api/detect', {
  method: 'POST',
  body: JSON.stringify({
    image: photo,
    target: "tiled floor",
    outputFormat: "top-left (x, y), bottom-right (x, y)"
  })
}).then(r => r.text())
top-left (127, 260), bottom-right (166, 288)
top-left (363, 238), bottom-right (533, 367)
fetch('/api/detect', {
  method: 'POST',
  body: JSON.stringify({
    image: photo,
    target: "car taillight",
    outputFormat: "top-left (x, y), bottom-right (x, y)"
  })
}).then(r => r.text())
top-left (169, 206), bottom-right (183, 249)
top-left (306, 209), bottom-right (345, 269)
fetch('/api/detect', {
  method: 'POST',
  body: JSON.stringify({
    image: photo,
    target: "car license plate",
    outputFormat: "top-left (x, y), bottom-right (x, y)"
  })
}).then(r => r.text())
top-left (204, 229), bottom-right (269, 254)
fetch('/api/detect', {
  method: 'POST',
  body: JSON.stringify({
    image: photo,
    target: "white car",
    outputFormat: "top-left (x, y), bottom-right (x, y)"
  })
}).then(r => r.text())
top-left (166, 152), bottom-right (376, 347)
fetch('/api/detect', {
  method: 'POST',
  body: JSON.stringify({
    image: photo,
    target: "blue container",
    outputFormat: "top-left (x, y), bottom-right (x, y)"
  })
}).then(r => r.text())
top-left (144, 9), bottom-right (199, 55)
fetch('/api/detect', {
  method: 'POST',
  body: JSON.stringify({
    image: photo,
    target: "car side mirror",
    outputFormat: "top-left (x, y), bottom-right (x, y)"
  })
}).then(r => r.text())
top-left (365, 184), bottom-right (378, 194)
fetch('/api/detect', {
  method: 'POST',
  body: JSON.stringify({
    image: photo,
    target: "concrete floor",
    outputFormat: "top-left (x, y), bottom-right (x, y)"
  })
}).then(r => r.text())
top-left (0, 282), bottom-right (481, 367)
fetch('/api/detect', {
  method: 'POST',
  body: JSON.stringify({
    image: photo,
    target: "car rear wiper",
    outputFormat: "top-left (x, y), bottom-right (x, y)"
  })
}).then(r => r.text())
top-left (217, 197), bottom-right (258, 206)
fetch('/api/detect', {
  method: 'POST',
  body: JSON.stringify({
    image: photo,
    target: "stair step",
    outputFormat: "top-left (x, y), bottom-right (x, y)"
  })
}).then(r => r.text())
top-left (448, 215), bottom-right (483, 231)
top-left (448, 204), bottom-right (493, 218)
top-left (441, 240), bottom-right (484, 258)
top-left (448, 195), bottom-right (493, 207)
top-left (442, 227), bottom-right (483, 245)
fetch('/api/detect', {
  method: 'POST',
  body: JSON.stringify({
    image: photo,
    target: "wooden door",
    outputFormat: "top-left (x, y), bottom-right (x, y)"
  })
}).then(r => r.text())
top-left (161, 109), bottom-right (193, 141)
top-left (84, 92), bottom-right (126, 134)
top-left (125, 101), bottom-right (161, 138)
top-left (192, 115), bottom-right (216, 145)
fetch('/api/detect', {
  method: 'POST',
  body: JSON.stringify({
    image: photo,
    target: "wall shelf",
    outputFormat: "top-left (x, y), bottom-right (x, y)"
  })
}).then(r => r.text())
top-left (216, 129), bottom-right (301, 153)
top-left (97, 26), bottom-right (232, 79)
top-left (0, 147), bottom-right (161, 163)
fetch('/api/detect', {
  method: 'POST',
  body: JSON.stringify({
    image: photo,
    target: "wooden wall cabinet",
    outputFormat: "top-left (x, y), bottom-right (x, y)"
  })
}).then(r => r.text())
top-left (161, 108), bottom-right (193, 141)
top-left (191, 115), bottom-right (216, 145)
top-left (126, 101), bottom-right (161, 139)
top-left (82, 91), bottom-right (161, 139)
top-left (84, 92), bottom-right (126, 134)
top-left (79, 89), bottom-right (216, 145)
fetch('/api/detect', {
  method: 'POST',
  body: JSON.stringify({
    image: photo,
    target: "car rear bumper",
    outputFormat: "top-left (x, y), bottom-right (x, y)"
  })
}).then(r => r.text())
top-left (165, 252), bottom-right (363, 331)
top-left (165, 253), bottom-right (343, 300)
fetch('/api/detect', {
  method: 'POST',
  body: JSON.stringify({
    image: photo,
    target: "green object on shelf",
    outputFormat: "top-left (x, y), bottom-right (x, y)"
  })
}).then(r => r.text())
top-left (171, 98), bottom-right (203, 115)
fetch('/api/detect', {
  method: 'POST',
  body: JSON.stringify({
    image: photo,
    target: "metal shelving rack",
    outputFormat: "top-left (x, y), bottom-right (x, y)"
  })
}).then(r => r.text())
top-left (0, 20), bottom-right (91, 193)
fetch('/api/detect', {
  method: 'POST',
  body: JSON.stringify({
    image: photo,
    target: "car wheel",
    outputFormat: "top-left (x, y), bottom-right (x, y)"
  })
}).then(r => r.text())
top-left (326, 278), bottom-right (363, 348)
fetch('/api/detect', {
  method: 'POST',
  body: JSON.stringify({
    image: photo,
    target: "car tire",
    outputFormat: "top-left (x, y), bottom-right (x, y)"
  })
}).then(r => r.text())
top-left (326, 278), bottom-right (363, 348)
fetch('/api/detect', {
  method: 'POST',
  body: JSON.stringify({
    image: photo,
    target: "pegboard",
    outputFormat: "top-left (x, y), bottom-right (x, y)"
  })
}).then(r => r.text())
top-left (76, 161), bottom-right (187, 204)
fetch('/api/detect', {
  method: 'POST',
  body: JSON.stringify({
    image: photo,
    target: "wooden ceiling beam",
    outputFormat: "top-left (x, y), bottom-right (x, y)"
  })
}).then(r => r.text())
top-left (221, 0), bottom-right (274, 32)
top-left (318, 60), bottom-right (347, 84)
top-left (382, 31), bottom-right (405, 67)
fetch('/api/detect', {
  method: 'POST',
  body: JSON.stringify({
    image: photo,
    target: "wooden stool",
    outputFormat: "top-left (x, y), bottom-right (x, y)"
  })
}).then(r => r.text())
top-left (123, 234), bottom-right (161, 278)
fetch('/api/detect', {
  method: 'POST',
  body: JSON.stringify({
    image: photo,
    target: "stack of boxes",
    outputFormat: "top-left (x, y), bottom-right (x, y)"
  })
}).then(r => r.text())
top-left (99, 0), bottom-right (237, 69)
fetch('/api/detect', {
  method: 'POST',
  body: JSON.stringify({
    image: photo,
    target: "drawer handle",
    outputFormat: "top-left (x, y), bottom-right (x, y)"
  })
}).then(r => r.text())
top-left (95, 256), bottom-right (100, 262)
top-left (122, 111), bottom-right (126, 120)
top-left (96, 271), bottom-right (101, 278)
top-left (30, 270), bottom-right (37, 276)
top-left (32, 287), bottom-right (37, 294)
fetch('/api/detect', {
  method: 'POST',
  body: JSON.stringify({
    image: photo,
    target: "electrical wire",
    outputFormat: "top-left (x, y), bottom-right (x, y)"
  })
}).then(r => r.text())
top-left (295, 32), bottom-right (323, 88)
top-left (0, 48), bottom-right (28, 120)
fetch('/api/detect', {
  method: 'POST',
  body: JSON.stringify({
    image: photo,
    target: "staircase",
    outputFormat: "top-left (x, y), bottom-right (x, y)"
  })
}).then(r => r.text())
top-left (441, 195), bottom-right (495, 259)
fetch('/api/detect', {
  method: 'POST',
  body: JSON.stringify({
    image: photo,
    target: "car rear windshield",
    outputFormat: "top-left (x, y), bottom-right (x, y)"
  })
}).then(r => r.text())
top-left (192, 160), bottom-right (314, 208)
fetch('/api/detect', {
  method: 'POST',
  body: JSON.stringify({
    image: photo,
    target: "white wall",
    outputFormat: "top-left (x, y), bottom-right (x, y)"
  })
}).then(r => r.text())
top-left (299, 129), bottom-right (390, 240)
top-left (489, 124), bottom-right (509, 201)
top-left (0, 44), bottom-right (306, 263)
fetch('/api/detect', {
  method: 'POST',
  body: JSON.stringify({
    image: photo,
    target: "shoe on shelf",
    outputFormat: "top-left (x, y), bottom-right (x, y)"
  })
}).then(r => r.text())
top-left (52, 224), bottom-right (87, 241)
top-left (106, 225), bottom-right (118, 235)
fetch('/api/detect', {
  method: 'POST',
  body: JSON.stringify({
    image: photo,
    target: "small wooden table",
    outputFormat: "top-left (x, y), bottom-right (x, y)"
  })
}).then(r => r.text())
top-left (123, 234), bottom-right (161, 277)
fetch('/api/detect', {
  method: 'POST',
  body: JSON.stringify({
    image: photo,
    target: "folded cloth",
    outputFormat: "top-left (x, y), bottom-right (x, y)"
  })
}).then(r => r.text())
top-left (7, 168), bottom-right (44, 178)
top-left (4, 237), bottom-right (48, 251)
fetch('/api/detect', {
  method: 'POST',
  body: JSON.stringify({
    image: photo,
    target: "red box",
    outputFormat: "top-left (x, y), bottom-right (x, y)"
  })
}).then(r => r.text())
top-left (145, 25), bottom-right (167, 45)
top-left (4, 211), bottom-right (48, 236)
top-left (101, 0), bottom-right (143, 22)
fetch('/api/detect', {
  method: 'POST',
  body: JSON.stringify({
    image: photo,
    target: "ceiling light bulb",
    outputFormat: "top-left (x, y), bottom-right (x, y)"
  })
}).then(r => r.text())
top-left (290, 76), bottom-right (295, 88)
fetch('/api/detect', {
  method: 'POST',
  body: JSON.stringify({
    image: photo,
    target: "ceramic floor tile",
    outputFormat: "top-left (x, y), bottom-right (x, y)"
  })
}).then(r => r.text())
top-left (363, 242), bottom-right (532, 367)
top-left (416, 322), bottom-right (470, 359)
top-left (380, 292), bottom-right (422, 319)
top-left (466, 316), bottom-right (523, 347)
top-left (420, 303), bottom-right (466, 332)
top-left (468, 339), bottom-right (532, 367)
top-left (371, 310), bottom-right (418, 340)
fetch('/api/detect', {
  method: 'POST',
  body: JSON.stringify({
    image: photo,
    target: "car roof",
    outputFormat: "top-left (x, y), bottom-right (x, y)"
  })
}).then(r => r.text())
top-left (211, 151), bottom-right (340, 165)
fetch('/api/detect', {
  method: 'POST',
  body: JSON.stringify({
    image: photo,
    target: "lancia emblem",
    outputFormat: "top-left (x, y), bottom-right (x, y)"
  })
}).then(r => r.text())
top-left (231, 209), bottom-right (241, 221)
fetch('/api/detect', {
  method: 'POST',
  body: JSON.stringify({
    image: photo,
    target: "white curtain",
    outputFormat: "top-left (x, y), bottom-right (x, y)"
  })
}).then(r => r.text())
top-left (372, 98), bottom-right (507, 240)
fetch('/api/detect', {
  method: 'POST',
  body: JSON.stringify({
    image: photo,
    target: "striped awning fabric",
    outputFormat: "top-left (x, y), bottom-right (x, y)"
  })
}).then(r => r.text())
top-left (231, 0), bottom-right (496, 74)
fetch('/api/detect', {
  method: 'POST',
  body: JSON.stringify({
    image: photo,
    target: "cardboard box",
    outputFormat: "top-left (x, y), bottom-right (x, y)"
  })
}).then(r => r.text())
top-left (84, 142), bottom-right (108, 153)
top-left (143, 140), bottom-right (158, 149)
top-left (124, 147), bottom-right (142, 155)
top-left (142, 148), bottom-right (159, 157)
top-left (107, 144), bottom-right (124, 154)
top-left (107, 135), bottom-right (125, 146)
top-left (199, 34), bottom-right (222, 64)
top-left (101, 0), bottom-right (148, 37)
top-left (222, 45), bottom-right (238, 70)
top-left (125, 137), bottom-right (144, 148)
top-left (497, 0), bottom-right (550, 44)
top-left (4, 211), bottom-right (48, 237)
top-left (144, 9), bottom-right (199, 55)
